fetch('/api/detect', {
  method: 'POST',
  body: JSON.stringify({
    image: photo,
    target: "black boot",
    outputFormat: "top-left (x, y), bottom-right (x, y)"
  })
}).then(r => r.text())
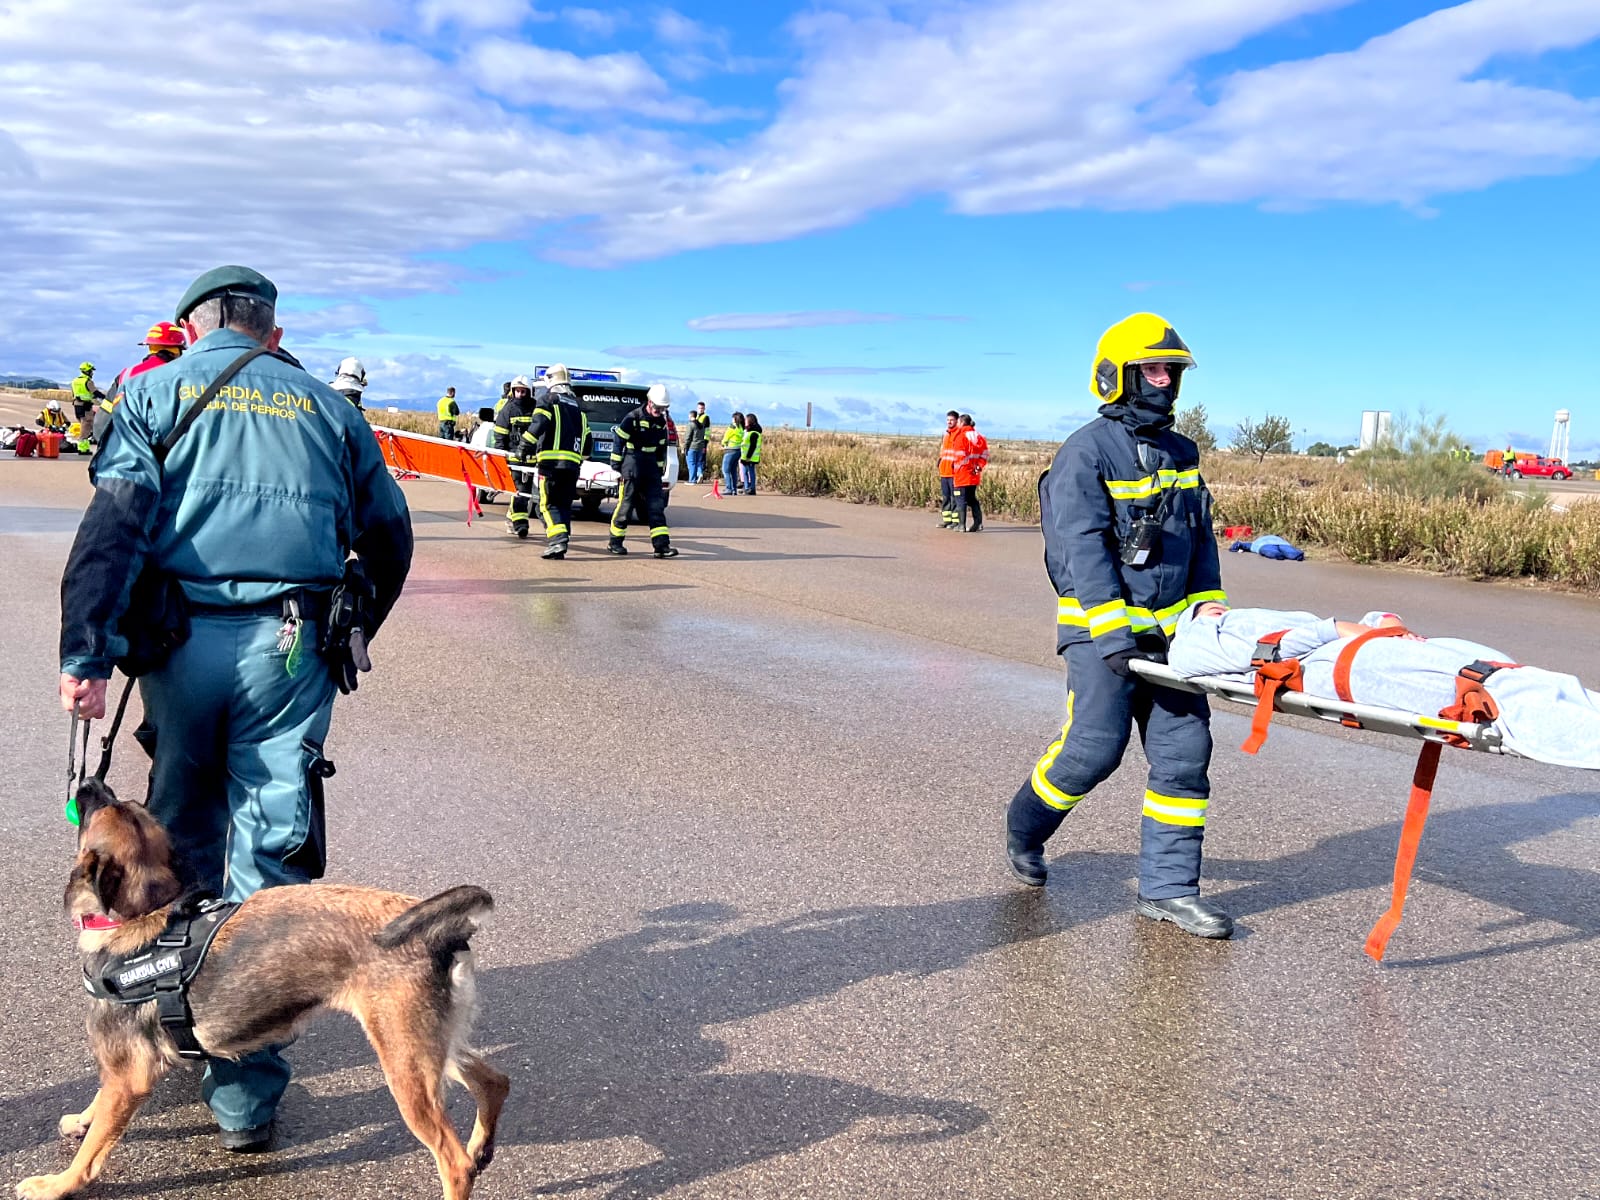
top-left (608, 538), bottom-right (628, 556)
top-left (1005, 786), bottom-right (1067, 887)
top-left (542, 540), bottom-right (566, 559)
top-left (1135, 895), bottom-right (1234, 939)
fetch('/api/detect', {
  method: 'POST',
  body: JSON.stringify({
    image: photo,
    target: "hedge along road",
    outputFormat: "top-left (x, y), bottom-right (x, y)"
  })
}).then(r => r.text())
top-left (3, 440), bottom-right (1600, 1200)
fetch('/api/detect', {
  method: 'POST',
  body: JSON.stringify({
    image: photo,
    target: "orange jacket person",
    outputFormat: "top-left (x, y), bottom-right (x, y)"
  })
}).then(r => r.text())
top-left (951, 414), bottom-right (988, 532)
top-left (937, 410), bottom-right (960, 528)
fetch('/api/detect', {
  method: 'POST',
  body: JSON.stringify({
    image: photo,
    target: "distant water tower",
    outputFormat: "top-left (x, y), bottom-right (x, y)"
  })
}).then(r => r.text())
top-left (1359, 410), bottom-right (1392, 452)
top-left (1550, 409), bottom-right (1571, 462)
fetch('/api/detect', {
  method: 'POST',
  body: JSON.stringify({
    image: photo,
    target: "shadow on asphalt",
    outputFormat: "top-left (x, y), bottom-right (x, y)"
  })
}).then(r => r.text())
top-left (14, 797), bottom-right (1600, 1192)
top-left (401, 578), bottom-right (693, 597)
top-left (2, 858), bottom-right (1132, 1196)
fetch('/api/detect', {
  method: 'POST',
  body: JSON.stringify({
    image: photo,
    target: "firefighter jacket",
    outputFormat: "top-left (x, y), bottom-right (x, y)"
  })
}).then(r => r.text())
top-left (60, 329), bottom-right (413, 681)
top-left (523, 389), bottom-right (590, 470)
top-left (741, 425), bottom-right (764, 463)
top-left (939, 429), bottom-right (960, 479)
top-left (492, 390), bottom-right (539, 465)
top-left (953, 428), bottom-right (988, 489)
top-left (1039, 402), bottom-right (1225, 661)
top-left (610, 404), bottom-right (669, 478)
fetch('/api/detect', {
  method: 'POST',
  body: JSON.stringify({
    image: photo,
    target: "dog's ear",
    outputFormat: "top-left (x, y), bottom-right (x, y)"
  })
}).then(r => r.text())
top-left (74, 778), bottom-right (117, 829)
top-left (82, 849), bottom-right (126, 917)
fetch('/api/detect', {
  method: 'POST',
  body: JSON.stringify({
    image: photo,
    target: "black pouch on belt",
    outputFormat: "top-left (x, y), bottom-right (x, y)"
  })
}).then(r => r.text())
top-left (320, 558), bottom-right (376, 694)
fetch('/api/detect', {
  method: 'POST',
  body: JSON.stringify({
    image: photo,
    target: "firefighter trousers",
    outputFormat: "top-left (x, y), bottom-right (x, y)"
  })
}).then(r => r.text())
top-left (538, 467), bottom-right (578, 544)
top-left (1008, 639), bottom-right (1213, 899)
top-left (508, 462), bottom-right (535, 528)
top-left (610, 470), bottom-right (670, 550)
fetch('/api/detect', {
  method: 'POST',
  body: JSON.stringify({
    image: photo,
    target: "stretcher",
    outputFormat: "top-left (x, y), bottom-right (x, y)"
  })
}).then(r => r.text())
top-left (1128, 660), bottom-right (1509, 756)
top-left (1127, 658), bottom-right (1509, 963)
top-left (371, 427), bottom-right (517, 524)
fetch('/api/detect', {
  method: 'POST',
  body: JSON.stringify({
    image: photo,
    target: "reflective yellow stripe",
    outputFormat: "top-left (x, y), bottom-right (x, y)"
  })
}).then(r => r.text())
top-left (1125, 597), bottom-right (1191, 635)
top-left (649, 526), bottom-right (670, 537)
top-left (1142, 790), bottom-right (1208, 827)
top-left (539, 450), bottom-right (583, 464)
top-left (1058, 597), bottom-right (1132, 634)
top-left (1186, 590), bottom-right (1228, 607)
top-left (1031, 693), bottom-right (1084, 812)
top-left (546, 523), bottom-right (568, 537)
top-left (1104, 469), bottom-right (1202, 502)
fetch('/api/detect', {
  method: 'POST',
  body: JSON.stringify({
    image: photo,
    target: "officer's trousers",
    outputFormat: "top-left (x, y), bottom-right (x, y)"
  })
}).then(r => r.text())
top-left (1007, 640), bottom-right (1213, 899)
top-left (610, 470), bottom-right (670, 550)
top-left (438, 420), bottom-right (456, 440)
top-left (538, 467), bottom-right (578, 545)
top-left (939, 476), bottom-right (956, 526)
top-left (139, 612), bottom-right (337, 1131)
top-left (508, 462), bottom-right (535, 528)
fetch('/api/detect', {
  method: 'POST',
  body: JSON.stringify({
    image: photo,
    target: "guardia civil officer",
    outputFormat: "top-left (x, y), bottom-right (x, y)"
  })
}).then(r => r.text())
top-left (608, 383), bottom-right (678, 557)
top-left (1004, 312), bottom-right (1232, 939)
top-left (524, 370), bottom-right (590, 559)
top-left (491, 374), bottom-right (539, 538)
top-left (58, 265), bottom-right (413, 1148)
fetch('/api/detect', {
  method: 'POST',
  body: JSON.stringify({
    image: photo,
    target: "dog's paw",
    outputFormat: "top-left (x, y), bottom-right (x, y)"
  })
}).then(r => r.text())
top-left (57, 1112), bottom-right (91, 1140)
top-left (17, 1174), bottom-right (77, 1200)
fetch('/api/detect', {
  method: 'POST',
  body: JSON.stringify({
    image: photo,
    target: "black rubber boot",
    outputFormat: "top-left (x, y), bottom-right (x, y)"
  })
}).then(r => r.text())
top-left (1135, 895), bottom-right (1234, 939)
top-left (219, 1122), bottom-right (273, 1153)
top-left (608, 538), bottom-right (628, 556)
top-left (1005, 786), bottom-right (1067, 887)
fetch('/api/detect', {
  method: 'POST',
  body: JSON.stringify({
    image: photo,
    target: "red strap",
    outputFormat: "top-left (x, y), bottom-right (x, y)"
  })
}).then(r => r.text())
top-left (1364, 740), bottom-right (1441, 962)
top-left (1332, 626), bottom-right (1409, 702)
top-left (1240, 632), bottom-right (1299, 755)
top-left (74, 913), bottom-right (121, 931)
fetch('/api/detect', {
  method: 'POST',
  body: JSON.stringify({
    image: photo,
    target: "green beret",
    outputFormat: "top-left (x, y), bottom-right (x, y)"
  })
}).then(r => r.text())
top-left (174, 265), bottom-right (279, 322)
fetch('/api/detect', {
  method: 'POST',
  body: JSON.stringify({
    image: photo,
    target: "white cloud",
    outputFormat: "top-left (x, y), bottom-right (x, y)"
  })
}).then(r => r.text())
top-left (561, 6), bottom-right (624, 37)
top-left (785, 365), bottom-right (942, 376)
top-left (465, 36), bottom-right (739, 119)
top-left (419, 0), bottom-right (543, 33)
top-left (584, 0), bottom-right (1600, 259)
top-left (606, 344), bottom-right (771, 358)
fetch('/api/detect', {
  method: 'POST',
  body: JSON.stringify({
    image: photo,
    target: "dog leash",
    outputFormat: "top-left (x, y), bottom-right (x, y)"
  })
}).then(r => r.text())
top-left (65, 676), bottom-right (137, 826)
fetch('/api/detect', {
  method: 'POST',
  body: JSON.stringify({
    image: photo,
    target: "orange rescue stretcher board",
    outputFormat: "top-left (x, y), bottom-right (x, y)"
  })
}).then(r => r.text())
top-left (372, 427), bottom-right (516, 493)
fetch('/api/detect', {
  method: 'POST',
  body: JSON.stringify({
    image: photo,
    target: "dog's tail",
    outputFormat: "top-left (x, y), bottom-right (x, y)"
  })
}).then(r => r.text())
top-left (374, 886), bottom-right (494, 954)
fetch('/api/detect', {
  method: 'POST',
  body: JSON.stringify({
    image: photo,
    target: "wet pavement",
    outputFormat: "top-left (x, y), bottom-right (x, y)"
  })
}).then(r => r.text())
top-left (4, 448), bottom-right (1600, 1199)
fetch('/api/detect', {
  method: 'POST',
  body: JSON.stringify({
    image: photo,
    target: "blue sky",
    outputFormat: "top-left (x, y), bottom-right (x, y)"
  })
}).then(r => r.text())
top-left (2, 0), bottom-right (1598, 453)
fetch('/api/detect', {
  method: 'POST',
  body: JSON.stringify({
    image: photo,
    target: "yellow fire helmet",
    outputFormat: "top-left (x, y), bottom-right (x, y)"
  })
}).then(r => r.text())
top-left (1090, 312), bottom-right (1196, 404)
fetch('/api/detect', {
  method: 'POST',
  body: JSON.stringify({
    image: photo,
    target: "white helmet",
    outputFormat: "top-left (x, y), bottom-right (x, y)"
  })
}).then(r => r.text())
top-left (48, 398), bottom-right (63, 411)
top-left (544, 363), bottom-right (569, 386)
top-left (646, 383), bottom-right (669, 407)
top-left (510, 374), bottom-right (531, 392)
top-left (333, 357), bottom-right (367, 389)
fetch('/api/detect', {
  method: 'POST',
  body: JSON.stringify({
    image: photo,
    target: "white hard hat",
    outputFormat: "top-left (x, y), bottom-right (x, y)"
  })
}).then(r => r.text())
top-left (544, 363), bottom-right (569, 385)
top-left (647, 383), bottom-right (669, 407)
top-left (335, 357), bottom-right (367, 387)
top-left (48, 398), bottom-right (62, 411)
top-left (511, 374), bottom-right (531, 390)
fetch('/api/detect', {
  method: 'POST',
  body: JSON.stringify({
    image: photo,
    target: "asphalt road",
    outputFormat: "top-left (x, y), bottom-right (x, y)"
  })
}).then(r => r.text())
top-left (4, 433), bottom-right (1600, 1200)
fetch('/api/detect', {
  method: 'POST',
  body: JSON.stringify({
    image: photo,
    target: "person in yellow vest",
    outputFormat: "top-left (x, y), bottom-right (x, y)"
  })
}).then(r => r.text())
top-left (721, 412), bottom-right (746, 495)
top-left (436, 387), bottom-right (460, 440)
top-left (37, 398), bottom-right (69, 432)
top-left (70, 363), bottom-right (102, 426)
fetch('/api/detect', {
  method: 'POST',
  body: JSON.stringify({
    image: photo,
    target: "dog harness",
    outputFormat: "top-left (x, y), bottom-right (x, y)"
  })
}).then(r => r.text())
top-left (81, 893), bottom-right (240, 1059)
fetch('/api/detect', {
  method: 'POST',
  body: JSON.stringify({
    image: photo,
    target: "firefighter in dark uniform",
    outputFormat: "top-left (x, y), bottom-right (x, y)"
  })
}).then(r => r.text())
top-left (58, 265), bottom-right (413, 1146)
top-left (524, 374), bottom-right (590, 559)
top-left (607, 383), bottom-right (678, 558)
top-left (491, 374), bottom-right (539, 538)
top-left (1004, 312), bottom-right (1232, 939)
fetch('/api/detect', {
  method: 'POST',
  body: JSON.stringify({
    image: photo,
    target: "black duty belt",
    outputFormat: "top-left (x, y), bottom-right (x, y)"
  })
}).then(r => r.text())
top-left (82, 893), bottom-right (241, 1059)
top-left (189, 589), bottom-right (330, 623)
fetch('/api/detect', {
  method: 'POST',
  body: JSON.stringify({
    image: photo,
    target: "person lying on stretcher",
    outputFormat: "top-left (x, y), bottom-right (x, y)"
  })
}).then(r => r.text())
top-left (1166, 602), bottom-right (1600, 769)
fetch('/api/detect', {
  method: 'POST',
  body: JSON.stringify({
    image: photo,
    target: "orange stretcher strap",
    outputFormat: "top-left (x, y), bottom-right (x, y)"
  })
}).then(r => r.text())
top-left (1241, 630), bottom-right (1298, 755)
top-left (1332, 626), bottom-right (1409, 703)
top-left (1364, 739), bottom-right (1441, 962)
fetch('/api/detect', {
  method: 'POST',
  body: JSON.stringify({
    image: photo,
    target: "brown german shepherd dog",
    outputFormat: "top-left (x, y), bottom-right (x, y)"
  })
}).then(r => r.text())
top-left (17, 778), bottom-right (508, 1200)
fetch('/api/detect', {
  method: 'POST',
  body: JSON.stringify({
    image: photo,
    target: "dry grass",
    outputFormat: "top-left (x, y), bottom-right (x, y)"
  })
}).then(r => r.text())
top-left (756, 429), bottom-right (1600, 589)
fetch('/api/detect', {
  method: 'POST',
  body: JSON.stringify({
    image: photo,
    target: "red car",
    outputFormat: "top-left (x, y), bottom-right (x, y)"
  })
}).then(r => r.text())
top-left (1507, 456), bottom-right (1572, 480)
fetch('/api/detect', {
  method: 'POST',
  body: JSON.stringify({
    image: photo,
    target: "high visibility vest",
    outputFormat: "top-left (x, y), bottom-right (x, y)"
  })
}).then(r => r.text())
top-left (71, 374), bottom-right (94, 402)
top-left (939, 429), bottom-right (960, 477)
top-left (722, 426), bottom-right (744, 450)
top-left (742, 428), bottom-right (763, 463)
top-left (437, 395), bottom-right (459, 421)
